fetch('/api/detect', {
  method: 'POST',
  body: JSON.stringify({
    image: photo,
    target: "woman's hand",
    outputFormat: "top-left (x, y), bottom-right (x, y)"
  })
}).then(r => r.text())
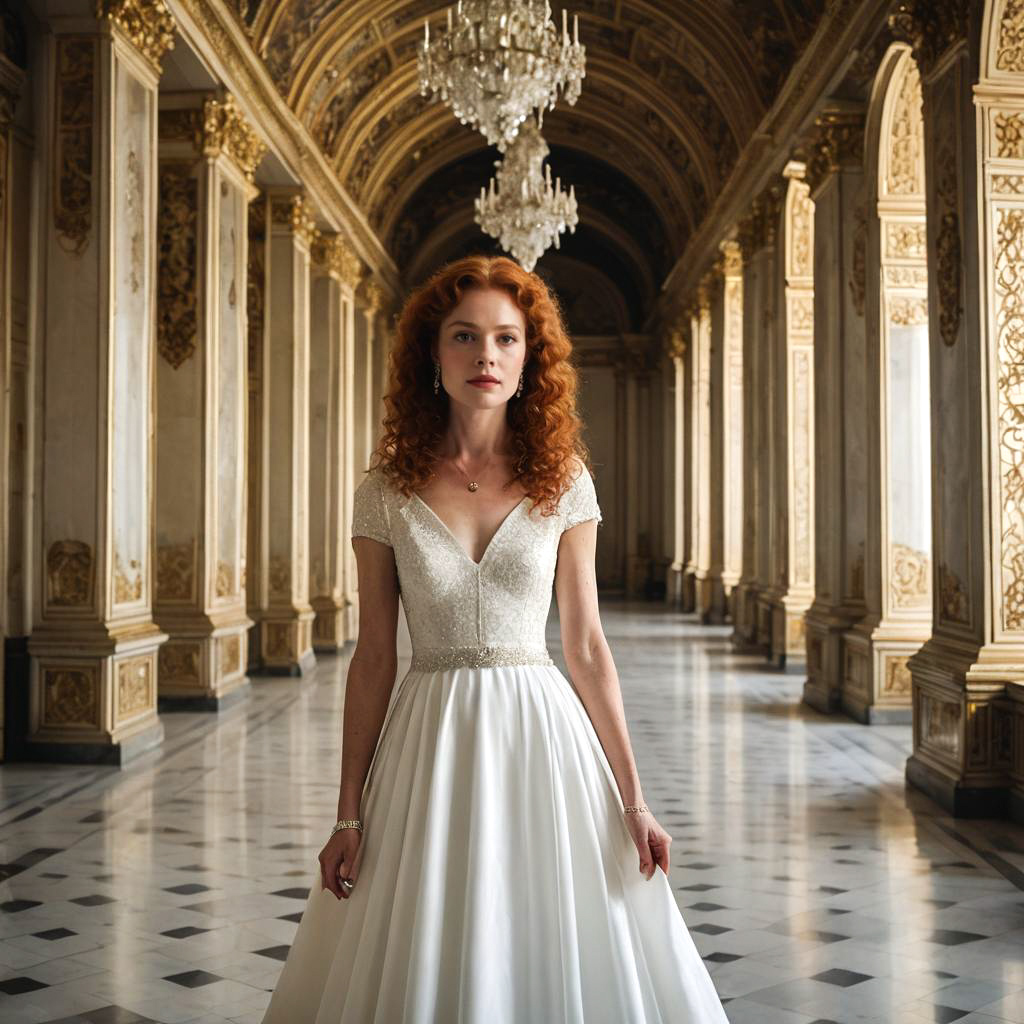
top-left (624, 808), bottom-right (671, 880)
top-left (319, 827), bottom-right (362, 900)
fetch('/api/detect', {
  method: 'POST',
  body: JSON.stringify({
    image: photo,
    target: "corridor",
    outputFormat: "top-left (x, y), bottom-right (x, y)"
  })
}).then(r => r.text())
top-left (0, 603), bottom-right (1023, 1023)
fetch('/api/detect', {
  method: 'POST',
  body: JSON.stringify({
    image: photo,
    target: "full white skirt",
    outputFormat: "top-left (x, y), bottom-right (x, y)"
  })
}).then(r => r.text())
top-left (262, 663), bottom-right (729, 1024)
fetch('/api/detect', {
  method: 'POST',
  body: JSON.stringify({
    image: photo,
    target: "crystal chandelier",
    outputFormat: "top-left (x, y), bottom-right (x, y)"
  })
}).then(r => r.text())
top-left (474, 117), bottom-right (578, 271)
top-left (418, 1), bottom-right (586, 150)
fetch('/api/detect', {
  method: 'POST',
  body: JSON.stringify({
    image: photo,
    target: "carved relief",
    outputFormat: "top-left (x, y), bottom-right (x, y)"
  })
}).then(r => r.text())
top-left (935, 148), bottom-right (963, 347)
top-left (157, 163), bottom-right (199, 368)
top-left (920, 690), bottom-right (961, 758)
top-left (158, 641), bottom-right (200, 683)
top-left (995, 113), bottom-right (1024, 159)
top-left (43, 667), bottom-right (98, 727)
top-left (793, 349), bottom-right (813, 585)
top-left (264, 621), bottom-right (292, 659)
top-left (117, 656), bottom-right (152, 721)
top-left (311, 231), bottom-right (362, 287)
top-left (790, 182), bottom-right (813, 278)
top-left (891, 542), bottom-right (931, 608)
top-left (268, 556), bottom-right (290, 597)
top-left (95, 0), bottom-right (176, 71)
top-left (849, 202), bottom-right (867, 317)
top-left (157, 541), bottom-right (195, 601)
top-left (216, 560), bottom-right (234, 598)
top-left (889, 296), bottom-right (929, 325)
top-left (884, 655), bottom-right (913, 695)
top-left (886, 266), bottom-right (929, 287)
top-left (54, 38), bottom-right (95, 255)
top-left (993, 173), bottom-right (1024, 195)
top-left (886, 222), bottom-right (927, 260)
top-left (114, 553), bottom-right (143, 603)
top-left (938, 561), bottom-right (969, 624)
top-left (219, 634), bottom-right (241, 675)
top-left (997, 0), bottom-right (1024, 71)
top-left (995, 206), bottom-right (1024, 631)
top-left (125, 150), bottom-right (144, 294)
top-left (888, 57), bottom-right (924, 196)
top-left (805, 109), bottom-right (865, 192)
top-left (47, 540), bottom-right (93, 606)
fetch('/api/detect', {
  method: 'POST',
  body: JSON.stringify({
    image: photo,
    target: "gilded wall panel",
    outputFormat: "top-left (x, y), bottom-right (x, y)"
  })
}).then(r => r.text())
top-left (54, 38), bottom-right (94, 255)
top-left (42, 667), bottom-right (99, 728)
top-left (116, 656), bottom-right (153, 722)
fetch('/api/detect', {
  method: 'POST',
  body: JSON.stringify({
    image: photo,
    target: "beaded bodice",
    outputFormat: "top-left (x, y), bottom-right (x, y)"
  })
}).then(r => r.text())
top-left (351, 460), bottom-right (602, 672)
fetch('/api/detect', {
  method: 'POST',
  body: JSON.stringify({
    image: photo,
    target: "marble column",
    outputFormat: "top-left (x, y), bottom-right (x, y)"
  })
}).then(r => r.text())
top-left (153, 94), bottom-right (263, 710)
top-left (719, 242), bottom-right (745, 613)
top-left (701, 263), bottom-right (727, 623)
top-left (622, 336), bottom-right (653, 598)
top-left (353, 276), bottom-right (381, 475)
top-left (754, 186), bottom-right (783, 656)
top-left (664, 327), bottom-right (687, 607)
top-left (680, 314), bottom-right (697, 612)
top-left (251, 191), bottom-right (316, 675)
top-left (0, 39), bottom-right (25, 761)
top-left (732, 210), bottom-right (763, 647)
top-left (895, 1), bottom-right (1024, 818)
top-left (28, 4), bottom-right (175, 762)
top-left (802, 105), bottom-right (870, 715)
top-left (767, 163), bottom-right (817, 668)
top-left (308, 233), bottom-right (360, 652)
top-left (693, 277), bottom-right (721, 621)
top-left (844, 47), bottom-right (932, 723)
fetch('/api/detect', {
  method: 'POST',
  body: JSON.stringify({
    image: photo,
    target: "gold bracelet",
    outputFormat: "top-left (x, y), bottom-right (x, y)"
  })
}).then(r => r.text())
top-left (330, 818), bottom-right (363, 837)
top-left (623, 803), bottom-right (649, 815)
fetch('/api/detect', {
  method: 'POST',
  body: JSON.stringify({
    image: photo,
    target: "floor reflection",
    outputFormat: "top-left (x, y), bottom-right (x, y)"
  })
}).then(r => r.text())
top-left (0, 601), bottom-right (1023, 1023)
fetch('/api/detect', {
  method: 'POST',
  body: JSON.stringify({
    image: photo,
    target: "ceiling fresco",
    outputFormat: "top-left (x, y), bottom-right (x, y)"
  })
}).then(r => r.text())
top-left (228, 0), bottom-right (829, 325)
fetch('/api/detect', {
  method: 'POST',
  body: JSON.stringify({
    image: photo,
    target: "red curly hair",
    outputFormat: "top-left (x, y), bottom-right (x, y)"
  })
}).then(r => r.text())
top-left (370, 254), bottom-right (594, 517)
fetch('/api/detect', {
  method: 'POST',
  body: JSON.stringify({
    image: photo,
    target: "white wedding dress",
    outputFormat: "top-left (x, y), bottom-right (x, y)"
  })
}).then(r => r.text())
top-left (262, 461), bottom-right (729, 1023)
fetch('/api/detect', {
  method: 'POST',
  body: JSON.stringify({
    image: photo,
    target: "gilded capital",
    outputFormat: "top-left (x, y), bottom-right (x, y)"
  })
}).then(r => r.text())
top-left (95, 0), bottom-right (176, 71)
top-left (312, 231), bottom-right (363, 287)
top-left (270, 193), bottom-right (317, 245)
top-left (719, 239), bottom-right (743, 277)
top-left (358, 276), bottom-right (384, 314)
top-left (805, 107), bottom-right (865, 192)
top-left (202, 94), bottom-right (266, 182)
top-left (889, 0), bottom-right (970, 76)
top-left (664, 326), bottom-right (686, 361)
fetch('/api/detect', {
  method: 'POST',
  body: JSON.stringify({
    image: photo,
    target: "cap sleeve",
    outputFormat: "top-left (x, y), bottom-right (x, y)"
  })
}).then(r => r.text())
top-left (561, 461), bottom-right (603, 533)
top-left (351, 470), bottom-right (392, 548)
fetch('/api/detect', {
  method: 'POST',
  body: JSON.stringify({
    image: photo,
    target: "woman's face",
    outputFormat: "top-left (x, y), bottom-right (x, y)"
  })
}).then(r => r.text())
top-left (435, 287), bottom-right (527, 407)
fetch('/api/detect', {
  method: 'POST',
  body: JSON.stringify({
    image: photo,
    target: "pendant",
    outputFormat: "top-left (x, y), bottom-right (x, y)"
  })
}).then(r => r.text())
top-left (468, 481), bottom-right (478, 492)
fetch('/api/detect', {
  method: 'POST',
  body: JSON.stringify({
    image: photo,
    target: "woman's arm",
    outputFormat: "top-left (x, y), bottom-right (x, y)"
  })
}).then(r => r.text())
top-left (553, 520), bottom-right (643, 809)
top-left (336, 536), bottom-right (401, 822)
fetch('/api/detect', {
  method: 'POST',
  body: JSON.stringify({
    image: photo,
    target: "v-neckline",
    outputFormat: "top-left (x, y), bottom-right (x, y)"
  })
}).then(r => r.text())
top-left (412, 492), bottom-right (529, 568)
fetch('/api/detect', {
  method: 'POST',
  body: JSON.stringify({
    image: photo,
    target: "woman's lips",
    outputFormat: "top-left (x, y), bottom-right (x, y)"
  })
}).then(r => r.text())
top-left (468, 379), bottom-right (500, 388)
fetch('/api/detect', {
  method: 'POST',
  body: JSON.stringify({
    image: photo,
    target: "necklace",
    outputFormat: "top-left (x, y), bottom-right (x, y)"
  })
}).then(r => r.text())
top-left (449, 452), bottom-right (495, 492)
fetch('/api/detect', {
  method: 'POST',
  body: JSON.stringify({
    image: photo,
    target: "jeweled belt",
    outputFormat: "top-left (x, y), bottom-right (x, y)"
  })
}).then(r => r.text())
top-left (409, 643), bottom-right (554, 672)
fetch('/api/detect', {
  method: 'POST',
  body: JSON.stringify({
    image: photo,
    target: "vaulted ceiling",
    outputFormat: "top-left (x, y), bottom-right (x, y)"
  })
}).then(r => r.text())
top-left (231, 0), bottom-right (828, 331)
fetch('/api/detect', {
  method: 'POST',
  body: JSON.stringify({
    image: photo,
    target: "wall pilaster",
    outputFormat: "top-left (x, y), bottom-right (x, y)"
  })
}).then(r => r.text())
top-left (153, 93), bottom-right (263, 709)
top-left (251, 190), bottom-right (316, 674)
top-left (803, 104), bottom-right (870, 714)
top-left (768, 163), bottom-right (816, 668)
top-left (896, 0), bottom-right (1024, 818)
top-left (28, 4), bottom-right (176, 762)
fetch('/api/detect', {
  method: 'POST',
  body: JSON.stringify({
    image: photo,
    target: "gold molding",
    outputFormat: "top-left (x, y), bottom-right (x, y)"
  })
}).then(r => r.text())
top-left (270, 192), bottom-right (316, 245)
top-left (312, 230), bottom-right (363, 288)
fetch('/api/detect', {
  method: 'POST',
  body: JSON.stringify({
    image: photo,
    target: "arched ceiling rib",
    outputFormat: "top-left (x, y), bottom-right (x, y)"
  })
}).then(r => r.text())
top-left (233, 0), bottom-right (828, 309)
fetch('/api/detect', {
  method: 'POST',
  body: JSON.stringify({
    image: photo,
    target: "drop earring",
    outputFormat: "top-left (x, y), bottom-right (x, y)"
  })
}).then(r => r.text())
top-left (433, 360), bottom-right (441, 395)
top-left (516, 369), bottom-right (524, 398)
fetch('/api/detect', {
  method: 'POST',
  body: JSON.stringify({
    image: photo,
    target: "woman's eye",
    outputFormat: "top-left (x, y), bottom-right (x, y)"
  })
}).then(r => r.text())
top-left (454, 331), bottom-right (473, 342)
top-left (500, 335), bottom-right (517, 344)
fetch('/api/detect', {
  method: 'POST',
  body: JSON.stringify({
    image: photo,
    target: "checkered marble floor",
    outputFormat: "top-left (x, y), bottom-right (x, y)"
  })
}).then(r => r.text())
top-left (1, 602), bottom-right (1024, 1023)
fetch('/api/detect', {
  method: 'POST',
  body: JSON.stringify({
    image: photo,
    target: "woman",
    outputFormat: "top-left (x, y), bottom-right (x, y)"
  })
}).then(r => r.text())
top-left (262, 256), bottom-right (729, 1023)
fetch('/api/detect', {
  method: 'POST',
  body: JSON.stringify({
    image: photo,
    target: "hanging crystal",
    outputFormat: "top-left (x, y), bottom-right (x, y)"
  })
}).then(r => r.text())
top-left (418, 1), bottom-right (586, 150)
top-left (474, 116), bottom-right (578, 271)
